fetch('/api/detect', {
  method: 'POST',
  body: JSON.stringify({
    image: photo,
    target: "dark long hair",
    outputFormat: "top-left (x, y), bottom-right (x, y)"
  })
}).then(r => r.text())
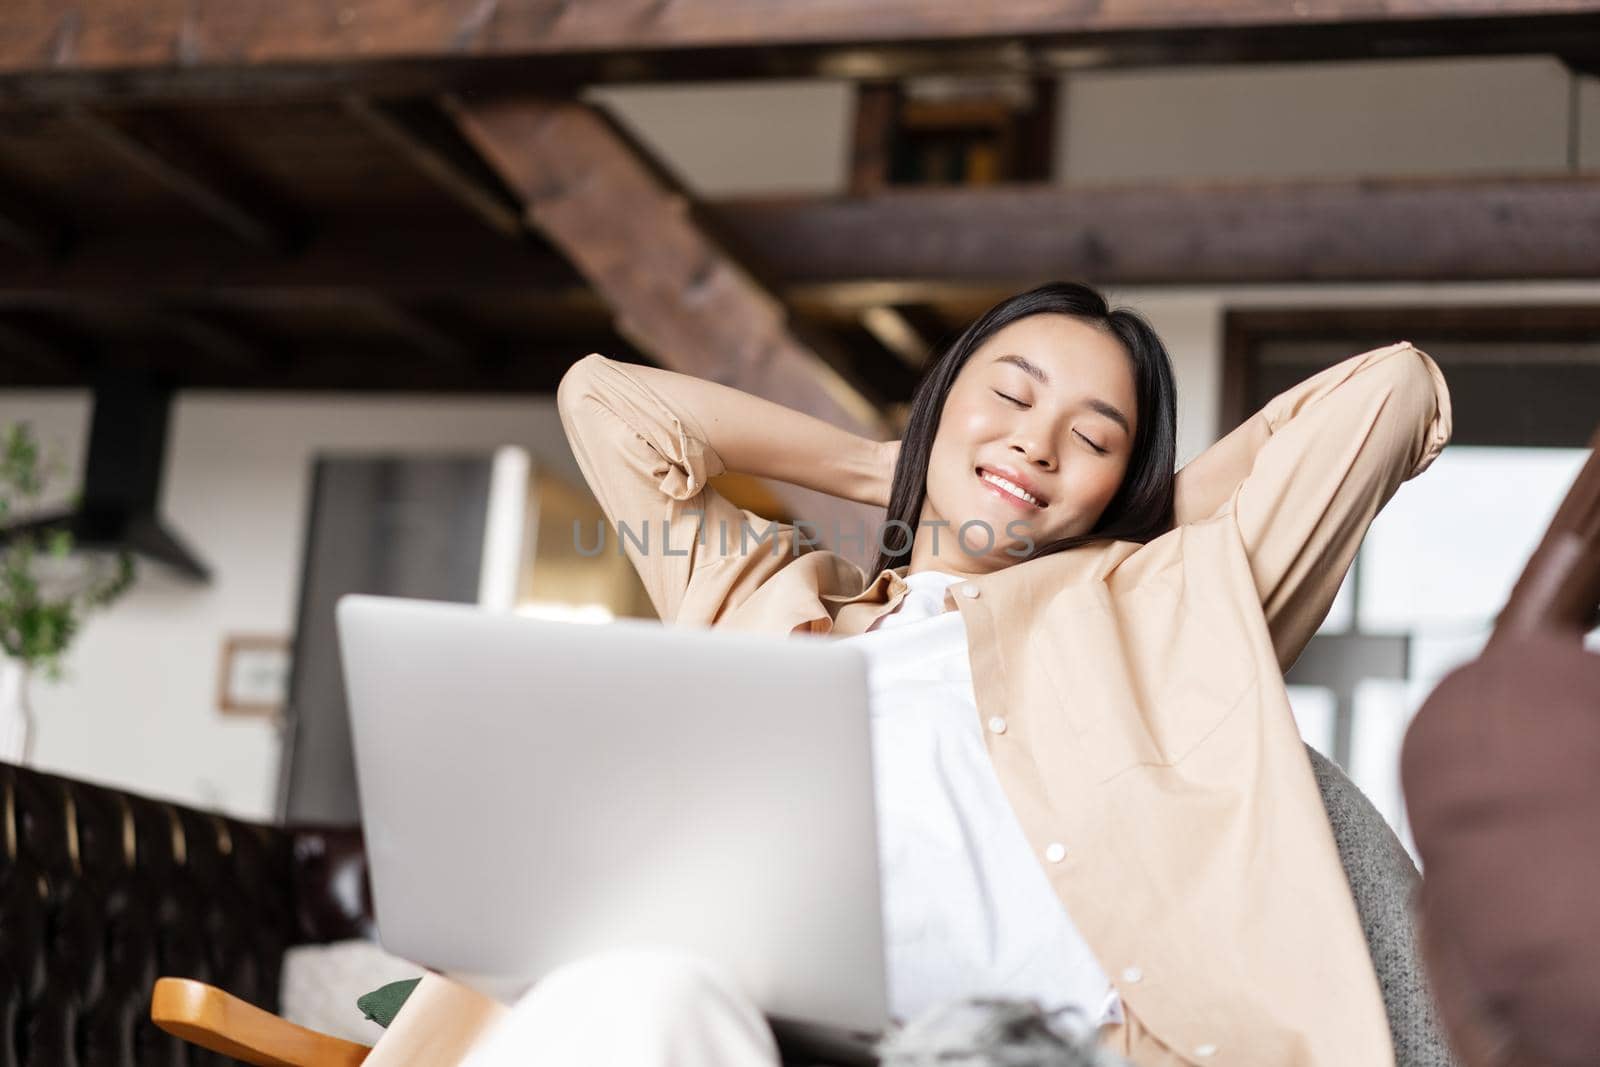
top-left (869, 282), bottom-right (1178, 577)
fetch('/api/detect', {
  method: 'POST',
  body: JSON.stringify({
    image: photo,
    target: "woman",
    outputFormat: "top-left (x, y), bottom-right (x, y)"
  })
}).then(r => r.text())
top-left (462, 282), bottom-right (1452, 1067)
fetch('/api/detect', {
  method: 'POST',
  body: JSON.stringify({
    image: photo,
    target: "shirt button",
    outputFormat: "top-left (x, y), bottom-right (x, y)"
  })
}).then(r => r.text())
top-left (1121, 966), bottom-right (1143, 984)
top-left (959, 584), bottom-right (981, 599)
top-left (987, 716), bottom-right (1008, 735)
top-left (1194, 1044), bottom-right (1218, 1058)
top-left (1044, 842), bottom-right (1067, 863)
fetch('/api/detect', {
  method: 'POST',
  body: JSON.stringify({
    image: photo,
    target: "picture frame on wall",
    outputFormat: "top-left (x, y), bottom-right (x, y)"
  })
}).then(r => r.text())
top-left (218, 635), bottom-right (292, 718)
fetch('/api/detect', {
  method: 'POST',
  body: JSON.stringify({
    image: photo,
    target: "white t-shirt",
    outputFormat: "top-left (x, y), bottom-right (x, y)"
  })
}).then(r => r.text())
top-left (838, 569), bottom-right (1122, 1035)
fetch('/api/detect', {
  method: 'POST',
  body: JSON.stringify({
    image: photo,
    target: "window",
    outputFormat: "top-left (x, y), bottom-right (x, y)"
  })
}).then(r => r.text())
top-left (1227, 309), bottom-right (1600, 858)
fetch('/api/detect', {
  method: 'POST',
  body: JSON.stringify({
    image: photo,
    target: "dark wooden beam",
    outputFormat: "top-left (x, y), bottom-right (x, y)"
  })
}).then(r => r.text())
top-left (0, 317), bottom-right (77, 373)
top-left (138, 307), bottom-right (270, 369)
top-left (719, 175), bottom-right (1600, 286)
top-left (0, 340), bottom-right (598, 393)
top-left (859, 306), bottom-right (930, 370)
top-left (7, 2), bottom-right (1600, 78)
top-left (0, 224), bottom-right (581, 294)
top-left (60, 106), bottom-right (302, 251)
top-left (351, 296), bottom-right (471, 364)
top-left (3, 6), bottom-right (1600, 104)
top-left (449, 95), bottom-right (888, 563)
top-left (5, 176), bottom-right (1600, 297)
top-left (0, 182), bottom-right (70, 257)
top-left (849, 83), bottom-right (899, 196)
top-left (342, 96), bottom-right (526, 237)
top-left (450, 96), bottom-right (887, 431)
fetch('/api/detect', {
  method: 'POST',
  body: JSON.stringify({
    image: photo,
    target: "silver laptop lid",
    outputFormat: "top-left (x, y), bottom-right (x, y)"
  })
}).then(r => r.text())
top-left (335, 594), bottom-right (888, 1032)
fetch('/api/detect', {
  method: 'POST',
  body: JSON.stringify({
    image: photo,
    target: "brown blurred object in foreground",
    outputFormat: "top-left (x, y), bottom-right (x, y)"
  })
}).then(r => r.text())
top-left (1401, 427), bottom-right (1600, 1067)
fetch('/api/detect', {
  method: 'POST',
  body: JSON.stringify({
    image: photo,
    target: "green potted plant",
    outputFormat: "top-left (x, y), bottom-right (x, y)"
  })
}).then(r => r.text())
top-left (0, 423), bottom-right (136, 764)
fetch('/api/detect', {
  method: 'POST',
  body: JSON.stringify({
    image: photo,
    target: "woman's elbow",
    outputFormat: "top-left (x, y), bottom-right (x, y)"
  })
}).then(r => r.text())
top-left (1382, 342), bottom-right (1454, 479)
top-left (556, 352), bottom-right (613, 421)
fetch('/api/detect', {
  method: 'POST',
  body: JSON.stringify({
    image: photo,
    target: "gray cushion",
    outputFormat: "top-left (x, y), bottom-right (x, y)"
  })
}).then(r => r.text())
top-left (1307, 744), bottom-right (1459, 1067)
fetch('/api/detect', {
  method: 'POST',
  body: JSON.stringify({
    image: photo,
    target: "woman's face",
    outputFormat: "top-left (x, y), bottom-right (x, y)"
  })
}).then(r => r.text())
top-left (913, 313), bottom-right (1138, 574)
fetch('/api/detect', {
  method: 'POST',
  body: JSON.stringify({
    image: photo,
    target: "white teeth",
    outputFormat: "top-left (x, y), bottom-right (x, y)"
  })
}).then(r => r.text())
top-left (980, 471), bottom-right (1040, 506)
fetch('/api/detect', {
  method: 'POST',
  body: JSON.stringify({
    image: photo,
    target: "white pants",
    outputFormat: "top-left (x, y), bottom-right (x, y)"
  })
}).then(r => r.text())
top-left (457, 948), bottom-right (783, 1067)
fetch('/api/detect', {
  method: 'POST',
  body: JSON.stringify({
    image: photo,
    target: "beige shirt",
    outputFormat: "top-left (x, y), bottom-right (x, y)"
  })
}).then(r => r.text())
top-left (556, 341), bottom-right (1454, 1067)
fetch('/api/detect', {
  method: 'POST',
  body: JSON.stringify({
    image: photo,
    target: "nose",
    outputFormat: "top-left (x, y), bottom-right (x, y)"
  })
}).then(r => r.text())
top-left (1009, 436), bottom-right (1056, 472)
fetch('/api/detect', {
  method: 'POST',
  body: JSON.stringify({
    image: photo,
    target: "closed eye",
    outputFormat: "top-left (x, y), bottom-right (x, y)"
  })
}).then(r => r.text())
top-left (997, 390), bottom-right (1109, 454)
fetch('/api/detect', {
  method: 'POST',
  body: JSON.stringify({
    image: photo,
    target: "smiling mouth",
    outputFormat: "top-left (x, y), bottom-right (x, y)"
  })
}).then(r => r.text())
top-left (975, 467), bottom-right (1046, 509)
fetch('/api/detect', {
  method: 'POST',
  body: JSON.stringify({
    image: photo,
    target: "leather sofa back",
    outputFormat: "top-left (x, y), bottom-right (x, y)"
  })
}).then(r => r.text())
top-left (0, 761), bottom-right (371, 1067)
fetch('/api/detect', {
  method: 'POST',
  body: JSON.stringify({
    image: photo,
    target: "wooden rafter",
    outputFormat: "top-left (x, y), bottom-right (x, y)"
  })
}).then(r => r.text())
top-left (720, 175), bottom-right (1600, 286)
top-left (449, 95), bottom-right (886, 435)
top-left (0, 336), bottom-right (606, 392)
top-left (6, 1), bottom-right (1600, 81)
top-left (0, 317), bottom-right (76, 372)
top-left (0, 225), bottom-right (580, 294)
top-left (0, 181), bottom-right (69, 257)
top-left (342, 96), bottom-right (526, 237)
top-left (859, 304), bottom-right (950, 371)
top-left (144, 308), bottom-right (269, 369)
top-left (849, 83), bottom-right (899, 196)
top-left (61, 106), bottom-right (300, 251)
top-left (5, 176), bottom-right (1600, 293)
top-left (352, 296), bottom-right (470, 364)
top-left (448, 94), bottom-right (888, 561)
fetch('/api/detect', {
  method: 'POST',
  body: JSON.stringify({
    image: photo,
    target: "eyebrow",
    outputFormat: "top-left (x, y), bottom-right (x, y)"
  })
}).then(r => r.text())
top-left (994, 353), bottom-right (1132, 436)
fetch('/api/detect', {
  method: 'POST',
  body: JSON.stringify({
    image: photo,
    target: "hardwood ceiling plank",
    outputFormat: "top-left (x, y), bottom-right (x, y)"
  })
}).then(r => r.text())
top-left (715, 176), bottom-right (1600, 286)
top-left (342, 96), bottom-right (527, 237)
top-left (0, 181), bottom-right (70, 257)
top-left (61, 106), bottom-right (303, 251)
top-left (449, 95), bottom-right (889, 436)
top-left (0, 316), bottom-right (77, 373)
top-left (5, 2), bottom-right (1600, 83)
top-left (350, 295), bottom-right (471, 364)
top-left (3, 176), bottom-right (1600, 292)
top-left (448, 93), bottom-right (890, 559)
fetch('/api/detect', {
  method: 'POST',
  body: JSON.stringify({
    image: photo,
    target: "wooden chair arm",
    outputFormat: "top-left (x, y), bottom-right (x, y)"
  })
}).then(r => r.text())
top-left (151, 977), bottom-right (372, 1067)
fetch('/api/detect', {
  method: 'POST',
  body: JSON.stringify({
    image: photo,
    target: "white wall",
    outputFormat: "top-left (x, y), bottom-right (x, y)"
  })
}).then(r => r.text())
top-left (1057, 57), bottom-right (1577, 183)
top-left (584, 58), bottom-right (1597, 195)
top-left (586, 80), bottom-right (856, 195)
top-left (0, 392), bottom-right (582, 819)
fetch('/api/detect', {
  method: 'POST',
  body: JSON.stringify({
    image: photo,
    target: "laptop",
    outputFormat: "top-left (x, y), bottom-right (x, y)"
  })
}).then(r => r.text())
top-left (335, 593), bottom-right (888, 1061)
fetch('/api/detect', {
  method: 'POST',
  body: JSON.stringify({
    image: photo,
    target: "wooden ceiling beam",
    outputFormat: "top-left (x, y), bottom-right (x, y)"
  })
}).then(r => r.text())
top-left (6, 2), bottom-right (1600, 85)
top-left (0, 338), bottom-right (631, 393)
top-left (5, 176), bottom-right (1600, 293)
top-left (449, 95), bottom-right (888, 433)
top-left (721, 175), bottom-right (1600, 286)
top-left (448, 94), bottom-right (889, 561)
top-left (858, 304), bottom-right (952, 371)
top-left (0, 225), bottom-right (581, 294)
top-left (1, 8), bottom-right (1597, 106)
top-left (0, 317), bottom-right (78, 373)
top-left (342, 96), bottom-right (526, 238)
top-left (0, 182), bottom-right (70, 257)
top-left (61, 106), bottom-right (302, 251)
top-left (351, 296), bottom-right (471, 364)
top-left (142, 308), bottom-right (274, 370)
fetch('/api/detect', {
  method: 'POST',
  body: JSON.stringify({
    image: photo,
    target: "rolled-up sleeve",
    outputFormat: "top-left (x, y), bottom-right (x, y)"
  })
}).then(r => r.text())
top-left (556, 353), bottom-right (794, 625)
top-left (1176, 341), bottom-right (1453, 671)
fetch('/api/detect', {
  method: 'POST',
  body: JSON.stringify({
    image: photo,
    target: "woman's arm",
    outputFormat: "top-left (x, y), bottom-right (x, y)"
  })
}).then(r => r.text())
top-left (557, 353), bottom-right (895, 625)
top-left (1173, 341), bottom-right (1453, 672)
top-left (616, 361), bottom-right (895, 509)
